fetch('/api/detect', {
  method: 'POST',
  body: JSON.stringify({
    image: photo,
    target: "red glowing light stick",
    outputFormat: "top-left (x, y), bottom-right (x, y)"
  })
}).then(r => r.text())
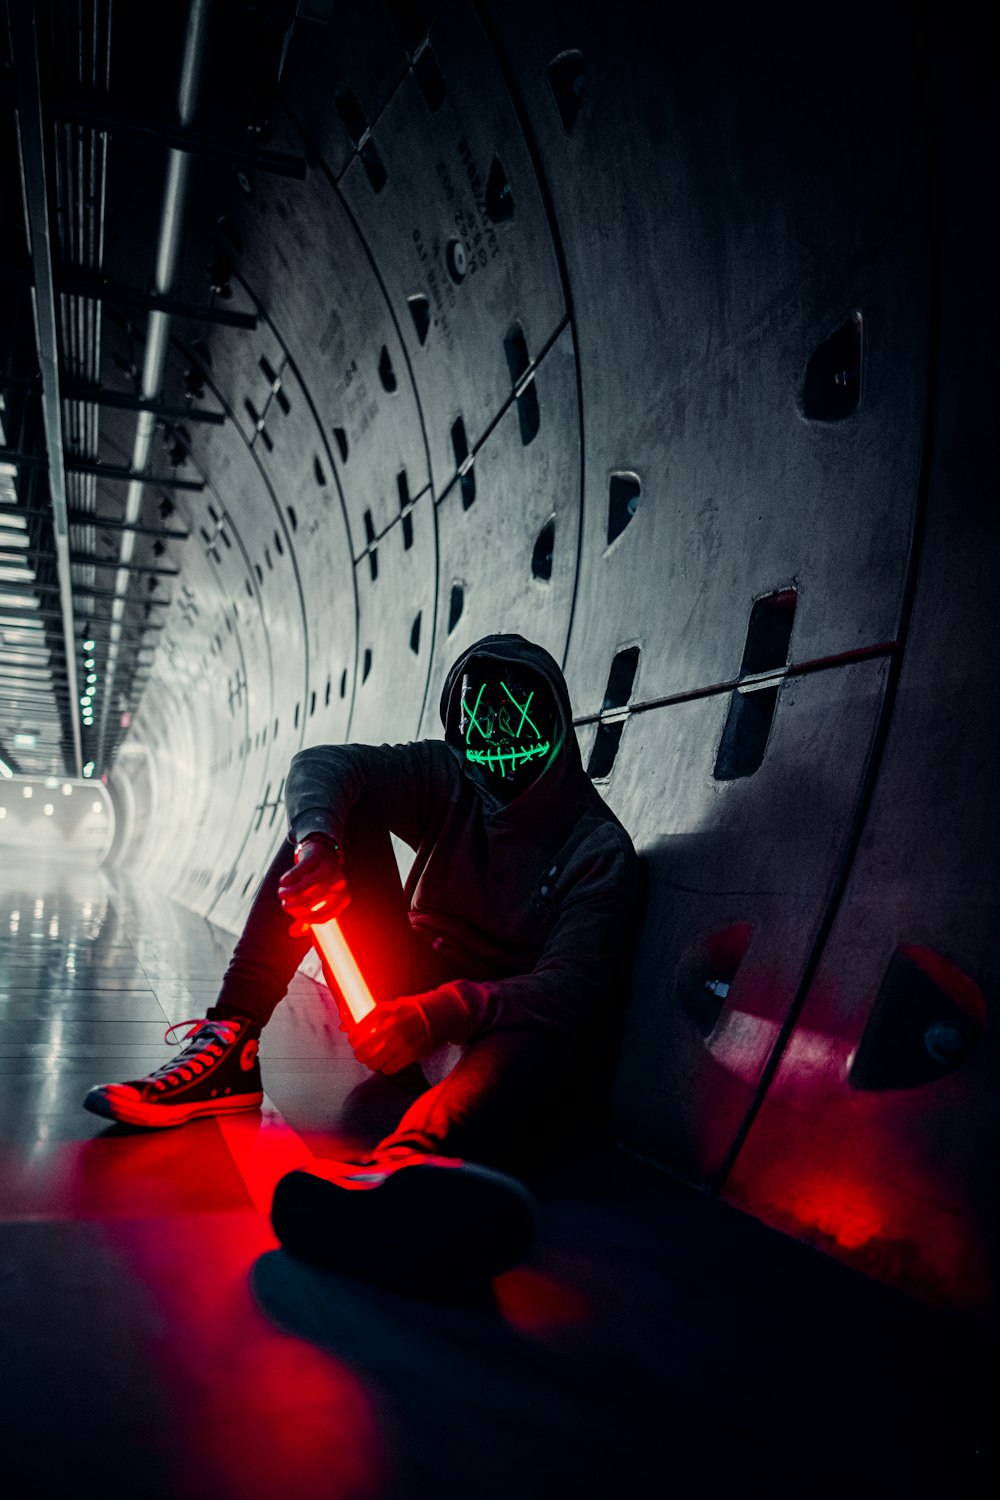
top-left (309, 914), bottom-right (376, 1024)
top-left (293, 844), bottom-right (376, 1024)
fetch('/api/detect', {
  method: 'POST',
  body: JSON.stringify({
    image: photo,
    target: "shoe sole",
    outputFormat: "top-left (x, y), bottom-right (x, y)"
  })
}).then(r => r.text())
top-left (83, 1086), bottom-right (264, 1128)
top-left (271, 1161), bottom-right (537, 1294)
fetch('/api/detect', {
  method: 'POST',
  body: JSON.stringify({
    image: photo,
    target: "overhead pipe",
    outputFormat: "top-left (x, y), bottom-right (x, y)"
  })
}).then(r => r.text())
top-left (10, 0), bottom-right (82, 775)
top-left (96, 0), bottom-right (211, 765)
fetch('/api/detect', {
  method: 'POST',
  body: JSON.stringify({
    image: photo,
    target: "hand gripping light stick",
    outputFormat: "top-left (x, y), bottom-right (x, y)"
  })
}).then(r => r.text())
top-left (293, 845), bottom-right (376, 1024)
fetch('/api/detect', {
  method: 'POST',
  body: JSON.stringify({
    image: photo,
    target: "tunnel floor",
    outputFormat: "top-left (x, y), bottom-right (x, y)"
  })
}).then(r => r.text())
top-left (0, 858), bottom-right (991, 1499)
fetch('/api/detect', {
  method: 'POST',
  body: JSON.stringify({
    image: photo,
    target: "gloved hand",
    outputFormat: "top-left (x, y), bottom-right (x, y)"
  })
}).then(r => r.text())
top-left (346, 989), bottom-right (470, 1075)
top-left (278, 838), bottom-right (350, 937)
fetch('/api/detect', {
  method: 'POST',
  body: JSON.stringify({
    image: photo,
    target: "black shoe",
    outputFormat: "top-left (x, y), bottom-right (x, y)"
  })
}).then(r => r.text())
top-left (83, 1015), bottom-right (263, 1128)
top-left (270, 1150), bottom-right (538, 1296)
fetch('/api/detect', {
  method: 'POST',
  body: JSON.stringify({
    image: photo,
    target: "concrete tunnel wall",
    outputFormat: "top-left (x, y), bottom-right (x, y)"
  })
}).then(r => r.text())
top-left (105, 1), bottom-right (998, 1313)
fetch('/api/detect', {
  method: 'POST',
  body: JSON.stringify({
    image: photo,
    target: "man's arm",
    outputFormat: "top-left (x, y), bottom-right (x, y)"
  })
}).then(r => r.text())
top-left (285, 739), bottom-right (453, 850)
top-left (347, 836), bottom-right (640, 1072)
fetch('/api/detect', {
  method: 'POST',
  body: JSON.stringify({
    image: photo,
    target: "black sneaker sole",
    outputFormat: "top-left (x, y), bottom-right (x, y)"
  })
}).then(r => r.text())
top-left (83, 1085), bottom-right (264, 1128)
top-left (271, 1161), bottom-right (538, 1295)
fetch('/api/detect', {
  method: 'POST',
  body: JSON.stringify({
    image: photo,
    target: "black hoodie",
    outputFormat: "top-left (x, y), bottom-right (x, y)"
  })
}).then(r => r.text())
top-left (285, 634), bottom-right (639, 1042)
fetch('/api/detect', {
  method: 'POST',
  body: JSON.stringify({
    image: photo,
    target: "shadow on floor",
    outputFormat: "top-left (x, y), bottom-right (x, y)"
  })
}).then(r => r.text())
top-left (250, 1150), bottom-right (994, 1500)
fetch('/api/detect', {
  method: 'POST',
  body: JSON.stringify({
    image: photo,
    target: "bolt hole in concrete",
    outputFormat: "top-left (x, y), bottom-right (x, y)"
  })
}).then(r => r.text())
top-left (675, 923), bottom-right (755, 1037)
top-left (802, 311), bottom-right (863, 420)
top-left (531, 516), bottom-right (555, 580)
top-left (607, 472), bottom-right (640, 544)
top-left (333, 426), bottom-right (349, 463)
top-left (363, 510), bottom-right (378, 582)
top-left (547, 49), bottom-right (587, 130)
top-left (849, 947), bottom-right (986, 1091)
top-left (451, 414), bottom-right (476, 508)
top-left (586, 720), bottom-right (624, 779)
top-left (410, 611), bottom-right (422, 654)
top-left (714, 591), bottom-right (798, 781)
top-left (413, 44), bottom-right (446, 112)
top-left (503, 322), bottom-right (539, 445)
top-left (334, 86), bottom-right (367, 147)
top-left (362, 648), bottom-right (373, 683)
top-left (602, 645), bottom-right (640, 710)
top-left (378, 345), bottom-right (398, 392)
top-left (448, 583), bottom-right (464, 633)
top-left (485, 155), bottom-right (515, 222)
top-left (360, 137), bottom-right (387, 193)
top-left (407, 294), bottom-right (431, 345)
top-left (741, 589), bottom-right (797, 675)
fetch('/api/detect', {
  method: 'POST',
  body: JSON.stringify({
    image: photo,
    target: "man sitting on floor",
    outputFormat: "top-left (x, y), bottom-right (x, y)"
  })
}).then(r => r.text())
top-left (85, 633), bottom-right (639, 1291)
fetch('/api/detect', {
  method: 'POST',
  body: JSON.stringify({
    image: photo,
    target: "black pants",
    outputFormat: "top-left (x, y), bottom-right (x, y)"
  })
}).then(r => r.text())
top-left (214, 795), bottom-right (569, 1173)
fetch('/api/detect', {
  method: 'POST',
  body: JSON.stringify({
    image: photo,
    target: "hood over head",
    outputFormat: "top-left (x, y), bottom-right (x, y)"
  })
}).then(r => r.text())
top-left (440, 633), bottom-right (584, 811)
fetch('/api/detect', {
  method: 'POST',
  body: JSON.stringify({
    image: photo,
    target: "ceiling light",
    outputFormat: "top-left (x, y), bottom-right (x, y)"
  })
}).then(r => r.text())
top-left (84, 658), bottom-right (95, 669)
top-left (83, 762), bottom-right (95, 777)
top-left (83, 639), bottom-right (95, 651)
top-left (87, 673), bottom-right (97, 685)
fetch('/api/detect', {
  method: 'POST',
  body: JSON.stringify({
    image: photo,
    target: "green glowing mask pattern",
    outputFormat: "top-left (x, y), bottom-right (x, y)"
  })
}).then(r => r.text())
top-left (459, 672), bottom-right (552, 782)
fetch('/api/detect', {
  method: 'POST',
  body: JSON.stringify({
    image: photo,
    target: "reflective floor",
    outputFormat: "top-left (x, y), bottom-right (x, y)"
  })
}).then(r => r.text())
top-left (0, 859), bottom-right (991, 1498)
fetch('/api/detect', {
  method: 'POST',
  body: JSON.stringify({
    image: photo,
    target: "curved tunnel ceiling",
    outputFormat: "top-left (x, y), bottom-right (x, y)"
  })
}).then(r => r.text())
top-left (2, 0), bottom-right (997, 1312)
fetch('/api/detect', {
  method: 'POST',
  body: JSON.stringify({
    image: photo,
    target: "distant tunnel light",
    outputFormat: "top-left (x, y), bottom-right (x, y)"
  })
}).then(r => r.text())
top-left (13, 733), bottom-right (36, 749)
top-left (92, 802), bottom-right (103, 814)
top-left (22, 786), bottom-right (32, 798)
top-left (62, 784), bottom-right (72, 795)
top-left (43, 804), bottom-right (53, 816)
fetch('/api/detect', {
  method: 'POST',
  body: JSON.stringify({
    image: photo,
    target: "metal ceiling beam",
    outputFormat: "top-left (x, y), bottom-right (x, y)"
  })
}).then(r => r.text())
top-left (56, 271), bottom-right (258, 329)
top-left (0, 606), bottom-right (166, 635)
top-left (96, 0), bottom-right (212, 772)
top-left (64, 458), bottom-right (205, 491)
top-left (60, 384), bottom-right (224, 426)
top-left (15, 505), bottom-right (191, 539)
top-left (46, 95), bottom-right (307, 179)
top-left (4, 546), bottom-right (181, 575)
top-left (9, 0), bottom-right (82, 776)
top-left (2, 580), bottom-right (171, 605)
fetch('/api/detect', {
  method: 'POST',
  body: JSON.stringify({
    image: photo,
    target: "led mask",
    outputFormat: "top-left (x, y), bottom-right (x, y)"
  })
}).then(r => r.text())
top-left (458, 663), bottom-right (557, 791)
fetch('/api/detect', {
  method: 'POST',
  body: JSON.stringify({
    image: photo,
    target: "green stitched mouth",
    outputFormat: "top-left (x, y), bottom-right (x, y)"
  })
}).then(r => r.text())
top-left (465, 740), bottom-right (551, 777)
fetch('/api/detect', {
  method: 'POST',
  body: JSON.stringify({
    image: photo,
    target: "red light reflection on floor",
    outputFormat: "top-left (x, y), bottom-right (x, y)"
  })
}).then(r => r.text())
top-left (727, 1116), bottom-right (988, 1309)
top-left (107, 1213), bottom-right (387, 1500)
top-left (2, 1120), bottom-right (389, 1499)
top-left (493, 1265), bottom-right (594, 1334)
top-left (784, 1171), bottom-right (887, 1251)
